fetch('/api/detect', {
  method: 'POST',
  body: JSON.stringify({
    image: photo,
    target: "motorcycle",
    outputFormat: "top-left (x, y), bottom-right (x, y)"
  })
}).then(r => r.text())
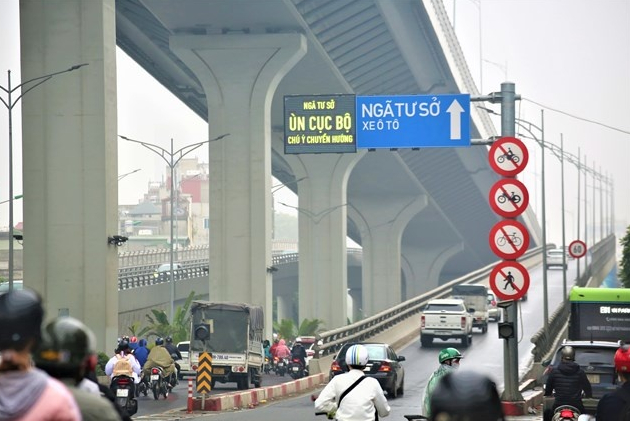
top-left (149, 366), bottom-right (170, 400)
top-left (110, 375), bottom-right (138, 417)
top-left (275, 356), bottom-right (288, 376)
top-left (263, 356), bottom-right (272, 374)
top-left (288, 357), bottom-right (305, 379)
top-left (135, 373), bottom-right (150, 397)
top-left (551, 405), bottom-right (581, 421)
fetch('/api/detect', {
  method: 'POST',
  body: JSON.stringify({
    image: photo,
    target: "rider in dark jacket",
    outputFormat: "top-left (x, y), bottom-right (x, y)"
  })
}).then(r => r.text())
top-left (544, 346), bottom-right (592, 416)
top-left (291, 338), bottom-right (307, 371)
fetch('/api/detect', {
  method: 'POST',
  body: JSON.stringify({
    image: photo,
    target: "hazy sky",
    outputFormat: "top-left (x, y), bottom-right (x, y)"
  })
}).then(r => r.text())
top-left (1, 0), bottom-right (629, 250)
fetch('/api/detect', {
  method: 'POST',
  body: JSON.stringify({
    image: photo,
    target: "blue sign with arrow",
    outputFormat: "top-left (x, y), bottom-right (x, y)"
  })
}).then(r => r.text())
top-left (356, 94), bottom-right (471, 149)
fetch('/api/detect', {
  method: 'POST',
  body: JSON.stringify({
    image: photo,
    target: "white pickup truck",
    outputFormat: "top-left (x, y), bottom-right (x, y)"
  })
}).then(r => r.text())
top-left (420, 298), bottom-right (473, 348)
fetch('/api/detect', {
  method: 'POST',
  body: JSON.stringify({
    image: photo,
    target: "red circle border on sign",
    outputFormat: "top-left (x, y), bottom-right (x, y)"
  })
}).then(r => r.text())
top-left (489, 179), bottom-right (530, 218)
top-left (488, 219), bottom-right (530, 260)
top-left (568, 240), bottom-right (587, 259)
top-left (488, 137), bottom-right (529, 177)
top-left (490, 261), bottom-right (530, 301)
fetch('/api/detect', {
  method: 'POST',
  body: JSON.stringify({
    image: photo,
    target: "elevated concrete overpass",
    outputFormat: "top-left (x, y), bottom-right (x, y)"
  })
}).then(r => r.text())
top-left (18, 0), bottom-right (541, 348)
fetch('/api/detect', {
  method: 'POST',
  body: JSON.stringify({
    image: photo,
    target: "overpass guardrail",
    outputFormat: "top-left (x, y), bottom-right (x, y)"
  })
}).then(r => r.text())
top-left (313, 245), bottom-right (546, 360)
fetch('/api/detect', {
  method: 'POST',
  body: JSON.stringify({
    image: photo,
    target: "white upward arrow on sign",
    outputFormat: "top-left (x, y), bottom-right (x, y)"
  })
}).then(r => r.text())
top-left (447, 99), bottom-right (464, 140)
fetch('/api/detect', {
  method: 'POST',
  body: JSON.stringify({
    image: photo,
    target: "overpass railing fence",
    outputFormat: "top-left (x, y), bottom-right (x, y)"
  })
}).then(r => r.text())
top-left (117, 247), bottom-right (361, 290)
top-left (314, 245), bottom-right (545, 359)
top-left (529, 235), bottom-right (617, 365)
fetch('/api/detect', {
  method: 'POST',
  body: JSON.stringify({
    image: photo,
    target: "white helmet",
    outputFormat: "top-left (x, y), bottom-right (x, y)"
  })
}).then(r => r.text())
top-left (345, 344), bottom-right (369, 366)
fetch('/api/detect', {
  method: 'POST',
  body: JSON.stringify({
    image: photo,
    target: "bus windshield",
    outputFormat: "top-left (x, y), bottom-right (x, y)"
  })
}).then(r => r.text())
top-left (569, 287), bottom-right (630, 342)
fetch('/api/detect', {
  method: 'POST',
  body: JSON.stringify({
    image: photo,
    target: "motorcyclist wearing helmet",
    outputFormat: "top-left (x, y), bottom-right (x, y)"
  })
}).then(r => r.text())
top-left (596, 344), bottom-right (630, 420)
top-left (133, 339), bottom-right (150, 368)
top-left (0, 288), bottom-right (82, 421)
top-left (128, 336), bottom-right (139, 352)
top-left (34, 316), bottom-right (123, 421)
top-left (429, 370), bottom-right (505, 421)
top-left (291, 337), bottom-right (307, 373)
top-left (314, 344), bottom-right (390, 421)
top-left (105, 339), bottom-right (141, 385)
top-left (142, 337), bottom-right (177, 388)
top-left (422, 347), bottom-right (463, 418)
top-left (544, 345), bottom-right (592, 418)
top-left (164, 336), bottom-right (182, 383)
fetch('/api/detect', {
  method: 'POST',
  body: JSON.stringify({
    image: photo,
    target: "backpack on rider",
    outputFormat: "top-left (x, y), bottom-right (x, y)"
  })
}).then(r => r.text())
top-left (113, 353), bottom-right (134, 377)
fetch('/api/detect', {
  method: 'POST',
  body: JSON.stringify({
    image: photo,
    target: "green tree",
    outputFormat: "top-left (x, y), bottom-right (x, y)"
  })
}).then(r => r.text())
top-left (620, 225), bottom-right (630, 288)
top-left (297, 318), bottom-right (325, 336)
top-left (273, 317), bottom-right (325, 341)
top-left (273, 318), bottom-right (296, 341)
top-left (140, 291), bottom-right (197, 343)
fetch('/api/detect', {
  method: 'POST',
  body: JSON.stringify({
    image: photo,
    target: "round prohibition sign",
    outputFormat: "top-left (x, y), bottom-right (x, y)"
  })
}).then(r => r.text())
top-left (489, 219), bottom-right (530, 260)
top-left (490, 261), bottom-right (530, 301)
top-left (489, 179), bottom-right (530, 218)
top-left (569, 240), bottom-right (587, 259)
top-left (488, 137), bottom-right (529, 177)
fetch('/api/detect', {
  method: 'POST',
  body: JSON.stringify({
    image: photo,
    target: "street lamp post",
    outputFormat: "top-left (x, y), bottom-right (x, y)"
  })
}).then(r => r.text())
top-left (512, 110), bottom-right (549, 330)
top-left (120, 133), bottom-right (229, 321)
top-left (1, 63), bottom-right (88, 291)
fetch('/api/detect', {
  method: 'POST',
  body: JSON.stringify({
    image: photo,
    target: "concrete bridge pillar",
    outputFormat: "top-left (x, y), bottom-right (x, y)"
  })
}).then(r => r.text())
top-left (170, 34), bottom-right (306, 339)
top-left (403, 242), bottom-right (465, 296)
top-left (348, 194), bottom-right (427, 316)
top-left (347, 288), bottom-right (362, 323)
top-left (283, 154), bottom-right (362, 329)
top-left (19, 0), bottom-right (119, 352)
top-left (275, 293), bottom-right (294, 326)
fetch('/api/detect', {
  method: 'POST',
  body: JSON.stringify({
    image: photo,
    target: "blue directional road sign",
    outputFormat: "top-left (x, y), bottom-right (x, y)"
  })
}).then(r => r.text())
top-left (356, 94), bottom-right (470, 149)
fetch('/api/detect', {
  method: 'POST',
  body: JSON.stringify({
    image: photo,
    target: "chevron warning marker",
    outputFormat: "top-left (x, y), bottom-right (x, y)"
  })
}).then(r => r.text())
top-left (196, 352), bottom-right (212, 394)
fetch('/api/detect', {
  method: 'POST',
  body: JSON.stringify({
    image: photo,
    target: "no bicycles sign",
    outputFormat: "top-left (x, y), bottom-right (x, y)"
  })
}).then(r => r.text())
top-left (489, 220), bottom-right (530, 260)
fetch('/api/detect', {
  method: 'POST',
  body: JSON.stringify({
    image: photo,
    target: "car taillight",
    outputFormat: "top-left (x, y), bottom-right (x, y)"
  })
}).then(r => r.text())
top-left (461, 316), bottom-right (466, 328)
top-left (378, 361), bottom-right (392, 372)
top-left (560, 409), bottom-right (575, 418)
top-left (307, 350), bottom-right (314, 357)
top-left (330, 360), bottom-right (343, 373)
top-left (117, 378), bottom-right (130, 385)
top-left (151, 368), bottom-right (159, 374)
top-left (421, 315), bottom-right (425, 328)
top-left (293, 358), bottom-right (301, 363)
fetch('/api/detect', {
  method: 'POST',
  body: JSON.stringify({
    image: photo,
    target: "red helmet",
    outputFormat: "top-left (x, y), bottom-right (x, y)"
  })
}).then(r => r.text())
top-left (614, 345), bottom-right (630, 372)
top-left (130, 336), bottom-right (138, 343)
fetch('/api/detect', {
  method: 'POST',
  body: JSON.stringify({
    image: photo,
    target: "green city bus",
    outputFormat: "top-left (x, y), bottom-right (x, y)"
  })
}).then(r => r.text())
top-left (568, 286), bottom-right (630, 342)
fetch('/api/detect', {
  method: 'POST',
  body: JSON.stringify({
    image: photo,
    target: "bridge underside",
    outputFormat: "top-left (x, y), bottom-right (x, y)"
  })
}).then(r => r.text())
top-left (17, 0), bottom-right (542, 350)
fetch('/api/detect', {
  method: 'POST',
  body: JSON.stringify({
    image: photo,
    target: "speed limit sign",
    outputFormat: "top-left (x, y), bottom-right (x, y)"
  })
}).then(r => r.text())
top-left (569, 240), bottom-right (587, 259)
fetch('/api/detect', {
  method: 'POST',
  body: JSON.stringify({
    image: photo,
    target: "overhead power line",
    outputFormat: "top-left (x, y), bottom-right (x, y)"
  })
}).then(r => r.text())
top-left (522, 97), bottom-right (630, 136)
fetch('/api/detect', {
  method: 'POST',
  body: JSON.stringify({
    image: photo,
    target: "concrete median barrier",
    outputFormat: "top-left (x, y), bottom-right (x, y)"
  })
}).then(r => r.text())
top-left (192, 373), bottom-right (327, 411)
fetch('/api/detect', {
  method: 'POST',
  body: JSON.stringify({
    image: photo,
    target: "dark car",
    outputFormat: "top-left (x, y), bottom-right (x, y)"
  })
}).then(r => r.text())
top-left (541, 340), bottom-right (620, 419)
top-left (329, 342), bottom-right (405, 399)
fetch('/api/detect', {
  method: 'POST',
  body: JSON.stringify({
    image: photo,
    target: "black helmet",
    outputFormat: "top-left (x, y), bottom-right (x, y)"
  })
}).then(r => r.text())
top-left (561, 345), bottom-right (575, 361)
top-left (0, 288), bottom-right (44, 351)
top-left (34, 316), bottom-right (96, 374)
top-left (430, 371), bottom-right (505, 421)
top-left (118, 339), bottom-right (130, 351)
top-left (155, 337), bottom-right (164, 346)
top-left (165, 336), bottom-right (173, 343)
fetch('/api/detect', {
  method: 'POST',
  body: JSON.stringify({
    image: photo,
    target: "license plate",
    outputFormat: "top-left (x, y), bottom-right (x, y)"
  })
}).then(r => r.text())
top-left (277, 362), bottom-right (283, 367)
top-left (587, 374), bottom-right (600, 384)
top-left (213, 367), bottom-right (225, 375)
top-left (150, 375), bottom-right (159, 381)
top-left (116, 389), bottom-right (129, 397)
top-left (292, 366), bottom-right (299, 371)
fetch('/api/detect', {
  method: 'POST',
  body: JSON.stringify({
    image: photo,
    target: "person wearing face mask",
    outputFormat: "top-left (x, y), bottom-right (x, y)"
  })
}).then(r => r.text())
top-left (422, 347), bottom-right (463, 419)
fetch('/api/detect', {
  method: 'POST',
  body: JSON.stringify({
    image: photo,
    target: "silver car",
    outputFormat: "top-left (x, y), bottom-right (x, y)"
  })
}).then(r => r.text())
top-left (487, 292), bottom-right (500, 321)
top-left (546, 248), bottom-right (567, 269)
